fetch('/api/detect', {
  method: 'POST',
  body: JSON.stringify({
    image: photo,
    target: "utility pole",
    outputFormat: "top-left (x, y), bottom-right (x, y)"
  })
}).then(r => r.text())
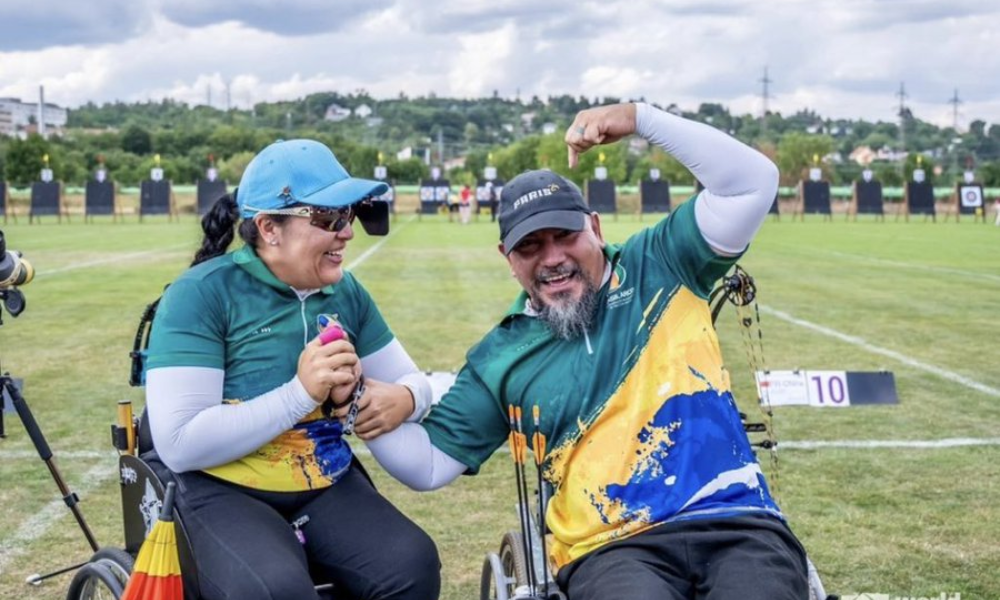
top-left (38, 85), bottom-right (46, 138)
top-left (225, 80), bottom-right (232, 112)
top-left (759, 66), bottom-right (772, 135)
top-left (948, 88), bottom-right (962, 132)
top-left (896, 81), bottom-right (908, 149)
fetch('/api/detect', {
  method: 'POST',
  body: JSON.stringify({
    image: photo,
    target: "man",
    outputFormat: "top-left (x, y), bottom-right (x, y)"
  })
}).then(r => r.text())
top-left (366, 102), bottom-right (808, 599)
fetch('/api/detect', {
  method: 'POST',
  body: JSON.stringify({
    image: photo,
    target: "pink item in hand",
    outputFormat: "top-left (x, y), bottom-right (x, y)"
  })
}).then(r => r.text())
top-left (319, 325), bottom-right (345, 345)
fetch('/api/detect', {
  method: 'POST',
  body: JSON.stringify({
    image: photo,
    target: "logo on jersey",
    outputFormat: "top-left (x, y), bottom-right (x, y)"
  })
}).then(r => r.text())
top-left (607, 263), bottom-right (634, 309)
top-left (316, 313), bottom-right (342, 336)
top-left (610, 263), bottom-right (627, 291)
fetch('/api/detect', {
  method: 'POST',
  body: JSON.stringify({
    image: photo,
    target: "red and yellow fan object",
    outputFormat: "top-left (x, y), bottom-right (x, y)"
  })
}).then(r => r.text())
top-left (121, 482), bottom-right (183, 600)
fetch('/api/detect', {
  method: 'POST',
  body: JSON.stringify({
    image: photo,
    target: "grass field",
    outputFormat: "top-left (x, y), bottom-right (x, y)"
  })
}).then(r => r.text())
top-left (0, 195), bottom-right (998, 599)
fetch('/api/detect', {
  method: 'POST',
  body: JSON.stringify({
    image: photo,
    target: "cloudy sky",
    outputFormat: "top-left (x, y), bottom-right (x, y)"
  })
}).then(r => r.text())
top-left (2, 0), bottom-right (998, 128)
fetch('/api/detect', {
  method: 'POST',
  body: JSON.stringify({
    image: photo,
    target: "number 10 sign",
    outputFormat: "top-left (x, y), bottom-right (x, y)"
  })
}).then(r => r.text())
top-left (755, 370), bottom-right (899, 408)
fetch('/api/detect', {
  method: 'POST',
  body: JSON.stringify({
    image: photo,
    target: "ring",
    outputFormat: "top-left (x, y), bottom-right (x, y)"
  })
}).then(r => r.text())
top-left (575, 125), bottom-right (586, 135)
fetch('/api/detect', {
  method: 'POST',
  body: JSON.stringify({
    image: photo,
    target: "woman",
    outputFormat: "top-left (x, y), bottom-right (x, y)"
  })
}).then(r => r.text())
top-left (144, 139), bottom-right (440, 600)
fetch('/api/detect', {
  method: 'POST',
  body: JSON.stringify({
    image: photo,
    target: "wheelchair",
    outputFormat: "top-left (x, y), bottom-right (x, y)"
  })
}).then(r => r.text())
top-left (478, 496), bottom-right (836, 600)
top-left (65, 407), bottom-right (352, 600)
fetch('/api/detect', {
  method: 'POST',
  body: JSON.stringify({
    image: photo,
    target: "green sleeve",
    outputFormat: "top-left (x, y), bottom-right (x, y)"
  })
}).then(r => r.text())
top-left (422, 364), bottom-right (510, 474)
top-left (647, 197), bottom-right (741, 298)
top-left (146, 277), bottom-right (226, 370)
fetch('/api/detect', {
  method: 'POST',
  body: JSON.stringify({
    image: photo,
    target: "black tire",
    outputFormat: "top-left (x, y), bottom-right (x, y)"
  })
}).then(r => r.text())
top-left (500, 531), bottom-right (530, 590)
top-left (90, 547), bottom-right (134, 592)
top-left (480, 554), bottom-right (499, 600)
top-left (479, 552), bottom-right (510, 600)
top-left (65, 562), bottom-right (124, 600)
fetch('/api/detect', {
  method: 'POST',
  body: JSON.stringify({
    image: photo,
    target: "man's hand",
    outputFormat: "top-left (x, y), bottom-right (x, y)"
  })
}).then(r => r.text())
top-left (331, 378), bottom-right (414, 440)
top-left (565, 103), bottom-right (638, 168)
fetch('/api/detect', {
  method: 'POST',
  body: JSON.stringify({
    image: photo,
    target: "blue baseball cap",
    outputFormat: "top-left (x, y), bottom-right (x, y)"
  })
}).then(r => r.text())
top-left (237, 139), bottom-right (388, 218)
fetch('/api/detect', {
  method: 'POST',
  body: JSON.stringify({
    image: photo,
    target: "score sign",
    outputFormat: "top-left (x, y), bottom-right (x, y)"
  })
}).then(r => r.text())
top-left (756, 370), bottom-right (898, 408)
top-left (806, 371), bottom-right (851, 406)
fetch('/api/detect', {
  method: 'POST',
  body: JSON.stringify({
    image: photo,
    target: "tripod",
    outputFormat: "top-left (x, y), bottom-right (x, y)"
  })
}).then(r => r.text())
top-left (1, 304), bottom-right (102, 584)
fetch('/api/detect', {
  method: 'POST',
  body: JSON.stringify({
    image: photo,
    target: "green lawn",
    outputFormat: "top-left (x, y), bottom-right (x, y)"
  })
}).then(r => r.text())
top-left (0, 208), bottom-right (998, 599)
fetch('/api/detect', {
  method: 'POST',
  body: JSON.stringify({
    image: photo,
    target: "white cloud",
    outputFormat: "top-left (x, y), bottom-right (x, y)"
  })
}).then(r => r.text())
top-left (447, 23), bottom-right (517, 98)
top-left (1, 1), bottom-right (999, 129)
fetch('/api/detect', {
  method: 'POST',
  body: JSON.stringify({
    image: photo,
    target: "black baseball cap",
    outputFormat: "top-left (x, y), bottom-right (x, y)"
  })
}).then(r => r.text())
top-left (498, 170), bottom-right (590, 254)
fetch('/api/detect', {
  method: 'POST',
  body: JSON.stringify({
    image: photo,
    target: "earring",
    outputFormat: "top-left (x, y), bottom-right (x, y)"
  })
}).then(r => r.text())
top-left (269, 239), bottom-right (279, 246)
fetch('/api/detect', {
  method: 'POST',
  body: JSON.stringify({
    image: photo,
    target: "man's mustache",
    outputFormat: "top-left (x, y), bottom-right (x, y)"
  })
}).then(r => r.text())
top-left (535, 264), bottom-right (579, 286)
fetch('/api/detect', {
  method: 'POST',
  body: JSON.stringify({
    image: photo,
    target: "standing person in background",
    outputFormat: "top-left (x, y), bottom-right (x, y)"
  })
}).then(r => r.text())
top-left (144, 139), bottom-right (440, 600)
top-left (459, 183), bottom-right (473, 224)
top-left (994, 197), bottom-right (1000, 226)
top-left (486, 180), bottom-right (498, 222)
top-left (364, 102), bottom-right (808, 600)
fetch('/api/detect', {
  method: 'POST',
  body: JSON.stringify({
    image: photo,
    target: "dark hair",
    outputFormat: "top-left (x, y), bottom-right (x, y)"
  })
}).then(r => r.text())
top-left (191, 191), bottom-right (288, 267)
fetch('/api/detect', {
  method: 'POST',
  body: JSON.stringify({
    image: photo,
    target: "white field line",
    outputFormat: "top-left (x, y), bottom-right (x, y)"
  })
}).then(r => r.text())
top-left (36, 244), bottom-right (190, 277)
top-left (780, 437), bottom-right (1000, 450)
top-left (0, 461), bottom-right (116, 575)
top-left (350, 437), bottom-right (1000, 456)
top-left (0, 450), bottom-right (113, 460)
top-left (4, 436), bottom-right (1000, 465)
top-left (344, 215), bottom-right (414, 272)
top-left (760, 305), bottom-right (1000, 399)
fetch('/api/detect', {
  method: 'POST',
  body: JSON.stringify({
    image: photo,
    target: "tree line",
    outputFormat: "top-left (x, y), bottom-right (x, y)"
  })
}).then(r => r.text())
top-left (1, 92), bottom-right (998, 189)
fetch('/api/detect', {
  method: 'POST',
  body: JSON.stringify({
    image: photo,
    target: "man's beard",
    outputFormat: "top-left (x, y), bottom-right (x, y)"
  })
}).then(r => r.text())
top-left (533, 269), bottom-right (599, 340)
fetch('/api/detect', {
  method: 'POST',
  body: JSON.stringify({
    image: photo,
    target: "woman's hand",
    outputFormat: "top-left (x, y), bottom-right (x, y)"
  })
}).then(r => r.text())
top-left (331, 378), bottom-right (414, 440)
top-left (297, 338), bottom-right (359, 403)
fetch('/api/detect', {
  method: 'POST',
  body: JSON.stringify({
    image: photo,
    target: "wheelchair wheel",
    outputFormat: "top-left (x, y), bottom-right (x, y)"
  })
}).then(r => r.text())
top-left (90, 547), bottom-right (134, 592)
top-left (480, 531), bottom-right (530, 600)
top-left (65, 562), bottom-right (124, 600)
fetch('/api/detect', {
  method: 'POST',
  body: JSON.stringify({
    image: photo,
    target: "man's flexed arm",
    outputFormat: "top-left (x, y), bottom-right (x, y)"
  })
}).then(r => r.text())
top-left (564, 102), bottom-right (779, 255)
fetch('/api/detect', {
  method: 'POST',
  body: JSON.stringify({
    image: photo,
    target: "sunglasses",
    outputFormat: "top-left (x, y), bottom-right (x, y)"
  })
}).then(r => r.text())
top-left (247, 202), bottom-right (366, 233)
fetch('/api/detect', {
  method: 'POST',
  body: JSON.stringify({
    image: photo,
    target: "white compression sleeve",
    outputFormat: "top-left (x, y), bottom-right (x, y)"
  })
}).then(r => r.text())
top-left (364, 423), bottom-right (467, 491)
top-left (635, 103), bottom-right (779, 255)
top-left (146, 367), bottom-right (319, 473)
top-left (359, 339), bottom-right (433, 422)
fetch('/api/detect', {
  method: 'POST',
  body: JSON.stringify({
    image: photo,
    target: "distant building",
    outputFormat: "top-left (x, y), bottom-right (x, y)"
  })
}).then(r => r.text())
top-left (849, 146), bottom-right (877, 166)
top-left (324, 103), bottom-right (351, 122)
top-left (0, 97), bottom-right (67, 136)
top-left (520, 111), bottom-right (536, 130)
top-left (628, 137), bottom-right (649, 154)
top-left (397, 147), bottom-right (431, 164)
top-left (849, 145), bottom-right (907, 166)
top-left (354, 104), bottom-right (373, 119)
top-left (0, 108), bottom-right (13, 136)
top-left (542, 122), bottom-right (558, 135)
top-left (443, 156), bottom-right (466, 171)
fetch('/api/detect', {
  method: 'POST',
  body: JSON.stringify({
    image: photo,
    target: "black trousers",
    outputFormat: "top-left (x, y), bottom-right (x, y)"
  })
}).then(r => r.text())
top-left (556, 515), bottom-right (808, 600)
top-left (148, 457), bottom-right (440, 600)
